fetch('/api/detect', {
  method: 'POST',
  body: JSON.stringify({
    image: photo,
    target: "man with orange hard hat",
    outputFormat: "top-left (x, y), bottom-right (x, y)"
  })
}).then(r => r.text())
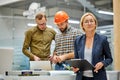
top-left (50, 11), bottom-right (82, 70)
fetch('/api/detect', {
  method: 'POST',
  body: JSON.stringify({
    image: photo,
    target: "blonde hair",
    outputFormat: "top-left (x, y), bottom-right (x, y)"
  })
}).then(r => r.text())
top-left (80, 12), bottom-right (98, 31)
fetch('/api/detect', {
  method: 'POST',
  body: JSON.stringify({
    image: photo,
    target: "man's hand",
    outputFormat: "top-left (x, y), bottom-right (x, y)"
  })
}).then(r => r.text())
top-left (49, 55), bottom-right (63, 64)
top-left (59, 55), bottom-right (66, 62)
top-left (50, 55), bottom-right (59, 63)
top-left (50, 52), bottom-right (74, 63)
top-left (58, 52), bottom-right (74, 63)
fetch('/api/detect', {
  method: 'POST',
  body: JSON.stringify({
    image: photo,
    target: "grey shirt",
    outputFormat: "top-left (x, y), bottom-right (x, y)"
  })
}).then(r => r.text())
top-left (83, 46), bottom-right (93, 77)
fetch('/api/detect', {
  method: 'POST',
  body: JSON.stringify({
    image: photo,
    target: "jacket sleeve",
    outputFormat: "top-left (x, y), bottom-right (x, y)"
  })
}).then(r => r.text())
top-left (101, 36), bottom-right (113, 67)
top-left (74, 37), bottom-right (80, 59)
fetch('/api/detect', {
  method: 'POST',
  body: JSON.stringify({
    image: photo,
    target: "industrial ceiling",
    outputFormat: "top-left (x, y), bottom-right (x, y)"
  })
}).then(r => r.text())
top-left (0, 0), bottom-right (113, 26)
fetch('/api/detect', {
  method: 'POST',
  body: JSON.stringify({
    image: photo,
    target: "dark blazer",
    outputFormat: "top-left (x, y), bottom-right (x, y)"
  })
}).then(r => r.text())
top-left (74, 33), bottom-right (113, 80)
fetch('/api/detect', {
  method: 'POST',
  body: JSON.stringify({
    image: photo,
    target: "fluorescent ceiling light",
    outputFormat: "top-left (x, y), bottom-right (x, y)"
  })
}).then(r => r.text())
top-left (27, 23), bottom-right (37, 26)
top-left (68, 20), bottom-right (79, 24)
top-left (97, 10), bottom-right (114, 15)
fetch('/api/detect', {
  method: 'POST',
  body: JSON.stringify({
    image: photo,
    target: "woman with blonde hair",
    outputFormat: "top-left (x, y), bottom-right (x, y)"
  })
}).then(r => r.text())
top-left (72, 12), bottom-right (113, 80)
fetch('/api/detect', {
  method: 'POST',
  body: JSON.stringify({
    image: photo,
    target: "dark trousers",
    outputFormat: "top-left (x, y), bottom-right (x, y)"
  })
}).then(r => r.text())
top-left (82, 76), bottom-right (94, 80)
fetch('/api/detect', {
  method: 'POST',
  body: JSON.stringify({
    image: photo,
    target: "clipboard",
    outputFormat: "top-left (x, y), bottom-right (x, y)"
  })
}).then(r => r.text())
top-left (66, 59), bottom-right (94, 71)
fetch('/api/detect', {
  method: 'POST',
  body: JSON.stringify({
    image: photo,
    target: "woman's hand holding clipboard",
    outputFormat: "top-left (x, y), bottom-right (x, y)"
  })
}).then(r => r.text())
top-left (66, 59), bottom-right (95, 71)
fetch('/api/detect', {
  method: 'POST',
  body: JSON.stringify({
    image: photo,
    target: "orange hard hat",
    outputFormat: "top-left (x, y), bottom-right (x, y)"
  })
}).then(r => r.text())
top-left (54, 11), bottom-right (69, 24)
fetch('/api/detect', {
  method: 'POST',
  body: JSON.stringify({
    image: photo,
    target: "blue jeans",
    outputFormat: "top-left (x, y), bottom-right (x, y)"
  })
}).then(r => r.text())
top-left (55, 62), bottom-right (70, 70)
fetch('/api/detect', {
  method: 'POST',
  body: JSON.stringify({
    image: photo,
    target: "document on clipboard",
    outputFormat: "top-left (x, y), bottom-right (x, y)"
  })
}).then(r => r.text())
top-left (66, 59), bottom-right (95, 71)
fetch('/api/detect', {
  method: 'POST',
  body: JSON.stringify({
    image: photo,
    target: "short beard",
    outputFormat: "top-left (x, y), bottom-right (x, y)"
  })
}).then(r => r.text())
top-left (60, 26), bottom-right (67, 33)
